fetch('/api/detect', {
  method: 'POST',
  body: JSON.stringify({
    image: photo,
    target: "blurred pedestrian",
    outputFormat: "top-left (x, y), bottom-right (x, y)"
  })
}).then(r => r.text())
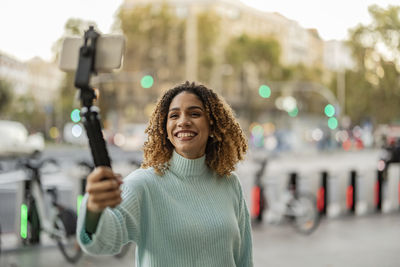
top-left (77, 81), bottom-right (253, 266)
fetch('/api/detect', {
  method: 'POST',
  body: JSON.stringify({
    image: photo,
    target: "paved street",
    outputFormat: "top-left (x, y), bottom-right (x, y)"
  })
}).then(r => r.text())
top-left (252, 213), bottom-right (400, 267)
top-left (1, 213), bottom-right (399, 267)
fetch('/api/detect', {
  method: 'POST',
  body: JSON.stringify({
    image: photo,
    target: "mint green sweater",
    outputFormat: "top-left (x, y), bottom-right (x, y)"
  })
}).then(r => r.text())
top-left (77, 151), bottom-right (253, 267)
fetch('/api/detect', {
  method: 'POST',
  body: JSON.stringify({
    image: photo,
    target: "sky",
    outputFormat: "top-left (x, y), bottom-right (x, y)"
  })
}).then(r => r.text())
top-left (0, 0), bottom-right (398, 62)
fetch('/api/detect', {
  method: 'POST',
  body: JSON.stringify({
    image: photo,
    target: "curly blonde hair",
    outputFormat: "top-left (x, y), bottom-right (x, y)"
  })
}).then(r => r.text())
top-left (142, 81), bottom-right (247, 177)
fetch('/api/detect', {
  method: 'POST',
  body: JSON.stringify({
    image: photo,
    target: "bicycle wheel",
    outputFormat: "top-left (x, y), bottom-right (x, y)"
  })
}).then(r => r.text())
top-left (54, 207), bottom-right (82, 263)
top-left (289, 193), bottom-right (320, 235)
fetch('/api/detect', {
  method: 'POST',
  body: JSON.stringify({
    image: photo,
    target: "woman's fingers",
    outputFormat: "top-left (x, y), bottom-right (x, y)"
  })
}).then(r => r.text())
top-left (86, 178), bottom-right (120, 194)
top-left (87, 166), bottom-right (118, 183)
top-left (86, 167), bottom-right (124, 212)
top-left (90, 189), bottom-right (122, 202)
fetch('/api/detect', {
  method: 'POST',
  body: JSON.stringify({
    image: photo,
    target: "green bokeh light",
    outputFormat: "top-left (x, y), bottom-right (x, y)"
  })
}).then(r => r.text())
top-left (324, 104), bottom-right (335, 117)
top-left (258, 85), bottom-right (271, 98)
top-left (328, 117), bottom-right (338, 129)
top-left (141, 75), bottom-right (154, 89)
top-left (70, 109), bottom-right (81, 123)
top-left (77, 195), bottom-right (83, 216)
top-left (20, 204), bottom-right (28, 239)
top-left (251, 125), bottom-right (264, 136)
top-left (288, 107), bottom-right (299, 117)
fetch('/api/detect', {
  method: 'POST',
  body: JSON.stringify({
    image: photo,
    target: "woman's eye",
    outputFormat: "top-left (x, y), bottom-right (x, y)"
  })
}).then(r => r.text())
top-left (191, 113), bottom-right (200, 117)
top-left (169, 113), bottom-right (178, 119)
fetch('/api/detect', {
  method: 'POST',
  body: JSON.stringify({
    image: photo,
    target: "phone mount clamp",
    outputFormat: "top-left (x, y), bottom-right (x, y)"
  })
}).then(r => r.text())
top-left (74, 26), bottom-right (111, 168)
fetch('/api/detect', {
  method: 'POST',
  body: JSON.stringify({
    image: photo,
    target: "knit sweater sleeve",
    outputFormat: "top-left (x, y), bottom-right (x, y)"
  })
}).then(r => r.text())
top-left (76, 169), bottom-right (147, 255)
top-left (233, 173), bottom-right (254, 266)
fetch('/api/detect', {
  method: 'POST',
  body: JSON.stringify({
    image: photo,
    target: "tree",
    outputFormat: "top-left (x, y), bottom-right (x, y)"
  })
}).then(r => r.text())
top-left (117, 4), bottom-right (185, 79)
top-left (346, 5), bottom-right (400, 124)
top-left (0, 79), bottom-right (13, 114)
top-left (197, 10), bottom-right (221, 84)
top-left (223, 34), bottom-right (283, 121)
top-left (0, 79), bottom-right (45, 132)
top-left (225, 34), bottom-right (282, 79)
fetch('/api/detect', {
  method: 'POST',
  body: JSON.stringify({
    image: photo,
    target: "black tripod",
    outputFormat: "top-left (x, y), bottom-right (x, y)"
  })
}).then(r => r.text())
top-left (74, 26), bottom-right (112, 168)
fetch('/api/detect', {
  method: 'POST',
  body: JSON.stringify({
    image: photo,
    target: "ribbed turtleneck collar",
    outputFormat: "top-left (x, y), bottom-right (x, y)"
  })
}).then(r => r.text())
top-left (169, 150), bottom-right (208, 178)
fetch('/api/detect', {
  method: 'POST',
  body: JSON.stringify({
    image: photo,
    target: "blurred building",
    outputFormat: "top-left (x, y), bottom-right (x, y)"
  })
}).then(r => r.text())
top-left (0, 51), bottom-right (29, 95)
top-left (123, 0), bottom-right (325, 70)
top-left (26, 57), bottom-right (64, 106)
top-left (0, 51), bottom-right (64, 107)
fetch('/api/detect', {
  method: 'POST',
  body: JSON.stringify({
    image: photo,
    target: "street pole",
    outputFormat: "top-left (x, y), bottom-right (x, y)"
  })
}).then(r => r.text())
top-left (337, 71), bottom-right (345, 118)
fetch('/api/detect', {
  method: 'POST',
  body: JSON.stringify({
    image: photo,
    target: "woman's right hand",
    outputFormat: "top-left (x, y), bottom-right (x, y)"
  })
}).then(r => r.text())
top-left (86, 166), bottom-right (123, 213)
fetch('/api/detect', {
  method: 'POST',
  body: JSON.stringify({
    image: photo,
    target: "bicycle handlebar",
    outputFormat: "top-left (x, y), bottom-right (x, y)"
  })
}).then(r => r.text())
top-left (76, 158), bottom-right (142, 173)
top-left (18, 157), bottom-right (60, 172)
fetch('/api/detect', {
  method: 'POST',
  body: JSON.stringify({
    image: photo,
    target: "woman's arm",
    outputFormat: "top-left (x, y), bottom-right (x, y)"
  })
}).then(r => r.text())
top-left (85, 167), bottom-right (123, 232)
top-left (235, 175), bottom-right (254, 267)
top-left (76, 168), bottom-right (143, 255)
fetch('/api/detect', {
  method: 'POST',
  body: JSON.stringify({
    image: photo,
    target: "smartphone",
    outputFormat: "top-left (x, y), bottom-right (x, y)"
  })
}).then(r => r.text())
top-left (59, 34), bottom-right (125, 72)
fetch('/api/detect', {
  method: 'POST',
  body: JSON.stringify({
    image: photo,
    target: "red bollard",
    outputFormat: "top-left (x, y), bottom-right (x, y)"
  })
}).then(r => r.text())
top-left (346, 170), bottom-right (356, 213)
top-left (376, 170), bottom-right (384, 212)
top-left (251, 185), bottom-right (264, 222)
top-left (317, 171), bottom-right (328, 215)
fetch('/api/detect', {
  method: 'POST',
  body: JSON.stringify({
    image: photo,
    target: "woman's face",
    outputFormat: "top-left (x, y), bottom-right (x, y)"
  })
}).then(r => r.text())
top-left (166, 92), bottom-right (210, 159)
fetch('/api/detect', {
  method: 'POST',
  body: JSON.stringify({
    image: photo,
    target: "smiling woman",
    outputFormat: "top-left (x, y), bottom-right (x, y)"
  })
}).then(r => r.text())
top-left (76, 81), bottom-right (253, 267)
top-left (143, 81), bottom-right (248, 176)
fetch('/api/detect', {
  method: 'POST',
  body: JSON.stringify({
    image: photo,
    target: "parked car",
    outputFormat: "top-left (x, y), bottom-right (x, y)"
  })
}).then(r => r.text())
top-left (0, 120), bottom-right (45, 157)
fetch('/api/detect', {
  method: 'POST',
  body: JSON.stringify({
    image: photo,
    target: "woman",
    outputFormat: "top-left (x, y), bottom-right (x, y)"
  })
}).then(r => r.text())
top-left (77, 81), bottom-right (253, 266)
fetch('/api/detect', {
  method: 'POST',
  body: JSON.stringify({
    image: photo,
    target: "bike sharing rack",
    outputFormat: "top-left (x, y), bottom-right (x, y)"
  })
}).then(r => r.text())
top-left (377, 163), bottom-right (400, 213)
top-left (0, 170), bottom-right (26, 249)
top-left (317, 168), bottom-right (369, 218)
top-left (0, 167), bottom-right (77, 250)
top-left (251, 160), bottom-right (400, 222)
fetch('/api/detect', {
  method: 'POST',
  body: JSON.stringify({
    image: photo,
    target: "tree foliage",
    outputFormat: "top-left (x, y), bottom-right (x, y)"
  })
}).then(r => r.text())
top-left (0, 79), bottom-right (13, 114)
top-left (197, 10), bottom-right (221, 83)
top-left (225, 34), bottom-right (282, 79)
top-left (346, 5), bottom-right (400, 124)
top-left (117, 4), bottom-right (185, 81)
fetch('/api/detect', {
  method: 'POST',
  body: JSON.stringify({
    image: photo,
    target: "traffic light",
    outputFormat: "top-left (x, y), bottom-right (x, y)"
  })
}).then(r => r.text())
top-left (70, 109), bottom-right (81, 123)
top-left (258, 85), bottom-right (271, 98)
top-left (141, 75), bottom-right (154, 89)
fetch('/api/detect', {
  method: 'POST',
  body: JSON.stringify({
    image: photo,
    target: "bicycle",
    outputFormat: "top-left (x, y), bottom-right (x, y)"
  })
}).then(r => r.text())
top-left (17, 155), bottom-right (82, 263)
top-left (251, 158), bottom-right (320, 235)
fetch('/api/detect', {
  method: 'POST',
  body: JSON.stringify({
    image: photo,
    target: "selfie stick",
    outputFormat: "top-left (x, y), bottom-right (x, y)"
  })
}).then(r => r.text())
top-left (74, 26), bottom-right (111, 168)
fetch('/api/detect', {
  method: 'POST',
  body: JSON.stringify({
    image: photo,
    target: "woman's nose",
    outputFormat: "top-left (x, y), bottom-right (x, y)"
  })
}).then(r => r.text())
top-left (177, 116), bottom-right (191, 127)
